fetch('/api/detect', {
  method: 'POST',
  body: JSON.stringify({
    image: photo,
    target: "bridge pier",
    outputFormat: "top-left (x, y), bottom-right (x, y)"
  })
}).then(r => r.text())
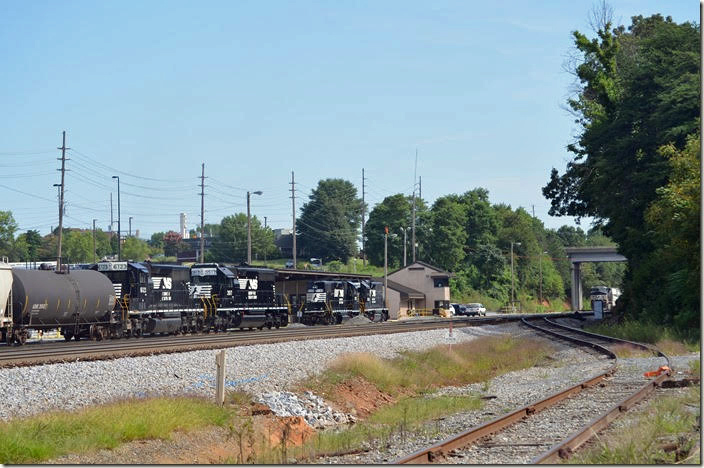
top-left (565, 247), bottom-right (627, 313)
top-left (570, 262), bottom-right (582, 311)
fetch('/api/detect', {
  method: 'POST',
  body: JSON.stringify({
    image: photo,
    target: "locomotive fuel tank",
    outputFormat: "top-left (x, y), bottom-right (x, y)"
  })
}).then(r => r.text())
top-left (11, 269), bottom-right (116, 327)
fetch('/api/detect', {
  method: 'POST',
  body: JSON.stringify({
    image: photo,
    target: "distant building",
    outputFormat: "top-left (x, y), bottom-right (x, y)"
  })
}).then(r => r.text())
top-left (179, 213), bottom-right (188, 239)
top-left (381, 261), bottom-right (452, 319)
top-left (273, 228), bottom-right (301, 258)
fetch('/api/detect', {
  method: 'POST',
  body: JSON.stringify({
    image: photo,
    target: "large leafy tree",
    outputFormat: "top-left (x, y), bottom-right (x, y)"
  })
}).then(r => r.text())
top-left (207, 214), bottom-right (276, 263)
top-left (542, 14), bottom-right (699, 327)
top-left (298, 179), bottom-right (363, 263)
top-left (365, 194), bottom-right (427, 268)
top-left (0, 211), bottom-right (17, 258)
top-left (424, 196), bottom-right (467, 272)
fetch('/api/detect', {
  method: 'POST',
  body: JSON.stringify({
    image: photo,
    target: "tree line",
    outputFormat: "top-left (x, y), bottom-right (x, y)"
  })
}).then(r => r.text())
top-left (543, 12), bottom-right (699, 334)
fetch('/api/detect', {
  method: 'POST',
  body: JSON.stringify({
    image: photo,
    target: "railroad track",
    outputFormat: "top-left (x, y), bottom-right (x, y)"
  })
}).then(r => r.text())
top-left (394, 316), bottom-right (671, 464)
top-left (0, 312), bottom-right (581, 368)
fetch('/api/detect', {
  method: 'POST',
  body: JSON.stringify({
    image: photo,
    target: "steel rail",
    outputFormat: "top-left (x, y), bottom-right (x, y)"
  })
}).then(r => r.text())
top-left (531, 371), bottom-right (670, 463)
top-left (528, 316), bottom-right (673, 463)
top-left (541, 316), bottom-right (672, 369)
top-left (393, 317), bottom-right (618, 464)
top-left (0, 312), bottom-right (585, 368)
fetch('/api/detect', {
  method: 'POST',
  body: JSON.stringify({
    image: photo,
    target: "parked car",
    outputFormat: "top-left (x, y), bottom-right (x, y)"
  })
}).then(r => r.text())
top-left (310, 258), bottom-right (323, 270)
top-left (450, 303), bottom-right (468, 316)
top-left (465, 303), bottom-right (486, 316)
top-left (284, 260), bottom-right (294, 269)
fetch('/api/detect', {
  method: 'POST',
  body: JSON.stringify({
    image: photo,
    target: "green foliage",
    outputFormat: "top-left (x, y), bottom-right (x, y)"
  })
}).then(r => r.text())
top-left (0, 397), bottom-right (231, 464)
top-left (424, 196), bottom-right (467, 272)
top-left (543, 13), bottom-right (700, 330)
top-left (298, 179), bottom-right (363, 263)
top-left (206, 214), bottom-right (276, 263)
top-left (365, 194), bottom-right (427, 267)
top-left (0, 211), bottom-right (17, 258)
top-left (121, 237), bottom-right (154, 261)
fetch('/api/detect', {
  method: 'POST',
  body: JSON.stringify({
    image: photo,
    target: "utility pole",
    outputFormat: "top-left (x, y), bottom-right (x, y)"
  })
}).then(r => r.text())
top-left (128, 217), bottom-right (132, 237)
top-left (264, 216), bottom-right (268, 264)
top-left (402, 227), bottom-right (407, 266)
top-left (510, 241), bottom-right (521, 308)
top-left (92, 219), bottom-right (97, 263)
top-left (290, 171), bottom-right (296, 268)
top-left (362, 168), bottom-right (367, 266)
top-left (384, 226), bottom-right (388, 310)
top-left (418, 175), bottom-right (422, 200)
top-left (539, 251), bottom-right (543, 304)
top-left (532, 204), bottom-right (535, 218)
top-left (110, 193), bottom-right (114, 233)
top-left (199, 163), bottom-right (206, 263)
top-left (247, 190), bottom-right (262, 264)
top-left (411, 149), bottom-right (417, 263)
top-left (112, 176), bottom-right (121, 261)
top-left (56, 131), bottom-right (69, 270)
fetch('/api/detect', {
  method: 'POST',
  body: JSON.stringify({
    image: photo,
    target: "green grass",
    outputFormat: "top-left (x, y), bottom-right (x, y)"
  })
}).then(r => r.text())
top-left (309, 335), bottom-right (552, 396)
top-left (585, 320), bottom-right (700, 354)
top-left (0, 397), bottom-right (232, 464)
top-left (567, 386), bottom-right (700, 464)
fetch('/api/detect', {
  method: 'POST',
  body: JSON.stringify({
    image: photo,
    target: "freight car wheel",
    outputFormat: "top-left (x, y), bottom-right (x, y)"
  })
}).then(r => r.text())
top-left (63, 332), bottom-right (73, 341)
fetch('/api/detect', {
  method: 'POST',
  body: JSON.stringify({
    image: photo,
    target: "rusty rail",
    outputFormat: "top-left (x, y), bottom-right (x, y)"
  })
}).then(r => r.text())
top-left (395, 316), bottom-right (672, 464)
top-left (532, 371), bottom-right (670, 463)
top-left (394, 317), bottom-right (618, 464)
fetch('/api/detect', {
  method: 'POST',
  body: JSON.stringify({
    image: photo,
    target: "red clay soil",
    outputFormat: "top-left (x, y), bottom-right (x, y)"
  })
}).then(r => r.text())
top-left (326, 376), bottom-right (401, 418)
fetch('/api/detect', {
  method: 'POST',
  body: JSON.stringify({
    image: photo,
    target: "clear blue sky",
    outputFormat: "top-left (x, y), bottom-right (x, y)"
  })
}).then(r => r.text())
top-left (0, 0), bottom-right (698, 239)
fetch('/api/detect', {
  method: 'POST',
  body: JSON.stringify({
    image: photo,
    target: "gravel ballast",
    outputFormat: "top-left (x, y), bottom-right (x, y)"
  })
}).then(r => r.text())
top-left (0, 322), bottom-right (514, 422)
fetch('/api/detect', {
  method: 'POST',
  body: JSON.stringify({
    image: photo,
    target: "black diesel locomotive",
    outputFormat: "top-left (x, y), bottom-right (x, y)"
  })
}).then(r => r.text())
top-left (0, 259), bottom-right (388, 344)
top-left (95, 261), bottom-right (288, 339)
top-left (301, 279), bottom-right (389, 325)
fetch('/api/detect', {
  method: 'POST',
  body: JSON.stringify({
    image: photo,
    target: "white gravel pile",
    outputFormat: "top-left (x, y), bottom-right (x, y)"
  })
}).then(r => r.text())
top-left (0, 324), bottom-right (509, 422)
top-left (257, 390), bottom-right (356, 428)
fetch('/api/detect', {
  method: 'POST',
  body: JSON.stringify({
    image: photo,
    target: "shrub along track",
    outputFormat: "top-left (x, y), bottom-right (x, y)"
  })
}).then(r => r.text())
top-left (394, 317), bottom-right (672, 464)
top-left (0, 313), bottom-right (578, 368)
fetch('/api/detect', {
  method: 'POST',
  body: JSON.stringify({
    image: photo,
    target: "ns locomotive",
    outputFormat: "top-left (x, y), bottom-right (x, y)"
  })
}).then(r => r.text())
top-left (301, 279), bottom-right (389, 325)
top-left (0, 259), bottom-right (288, 344)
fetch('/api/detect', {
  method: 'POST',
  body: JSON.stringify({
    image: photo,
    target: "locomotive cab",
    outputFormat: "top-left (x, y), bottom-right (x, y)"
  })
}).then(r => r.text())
top-left (190, 263), bottom-right (236, 307)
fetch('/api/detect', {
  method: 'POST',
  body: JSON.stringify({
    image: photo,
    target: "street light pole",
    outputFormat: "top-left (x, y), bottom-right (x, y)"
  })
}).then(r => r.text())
top-left (538, 250), bottom-right (548, 305)
top-left (247, 190), bottom-right (262, 264)
top-left (112, 176), bottom-right (121, 261)
top-left (92, 219), bottom-right (97, 264)
top-left (510, 241), bottom-right (521, 307)
top-left (129, 217), bottom-right (133, 237)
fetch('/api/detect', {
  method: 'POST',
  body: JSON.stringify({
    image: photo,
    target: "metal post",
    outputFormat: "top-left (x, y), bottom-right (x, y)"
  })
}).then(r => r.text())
top-left (215, 350), bottom-right (226, 406)
top-left (112, 176), bottom-right (121, 261)
top-left (247, 191), bottom-right (251, 264)
top-left (247, 190), bottom-right (262, 264)
top-left (129, 217), bottom-right (132, 237)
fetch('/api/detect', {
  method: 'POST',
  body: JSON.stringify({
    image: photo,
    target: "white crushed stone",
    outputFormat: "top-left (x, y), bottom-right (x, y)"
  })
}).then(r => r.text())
top-left (0, 323), bottom-right (510, 422)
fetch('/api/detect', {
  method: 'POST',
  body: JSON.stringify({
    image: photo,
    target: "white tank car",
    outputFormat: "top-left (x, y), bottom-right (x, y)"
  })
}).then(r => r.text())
top-left (0, 259), bottom-right (13, 340)
top-left (0, 261), bottom-right (12, 319)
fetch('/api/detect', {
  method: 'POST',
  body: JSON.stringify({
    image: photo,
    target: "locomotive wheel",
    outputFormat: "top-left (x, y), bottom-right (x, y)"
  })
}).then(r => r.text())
top-left (16, 332), bottom-right (27, 345)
